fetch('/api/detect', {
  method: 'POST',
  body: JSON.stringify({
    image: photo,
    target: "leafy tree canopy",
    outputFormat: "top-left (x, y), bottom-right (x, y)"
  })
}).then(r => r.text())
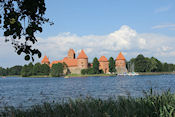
top-left (109, 57), bottom-right (116, 73)
top-left (51, 63), bottom-right (63, 77)
top-left (92, 57), bottom-right (100, 74)
top-left (8, 65), bottom-right (22, 75)
top-left (21, 62), bottom-right (33, 77)
top-left (0, 67), bottom-right (7, 76)
top-left (32, 62), bottom-right (42, 75)
top-left (128, 54), bottom-right (175, 72)
top-left (0, 0), bottom-right (52, 61)
top-left (40, 63), bottom-right (50, 75)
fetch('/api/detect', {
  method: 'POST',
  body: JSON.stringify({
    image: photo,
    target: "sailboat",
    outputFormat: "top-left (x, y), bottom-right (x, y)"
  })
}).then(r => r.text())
top-left (127, 62), bottom-right (139, 76)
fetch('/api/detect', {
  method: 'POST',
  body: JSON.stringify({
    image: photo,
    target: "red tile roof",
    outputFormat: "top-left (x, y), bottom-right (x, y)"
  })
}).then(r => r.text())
top-left (99, 56), bottom-right (108, 62)
top-left (116, 52), bottom-right (125, 60)
top-left (63, 57), bottom-right (77, 67)
top-left (77, 50), bottom-right (88, 59)
top-left (50, 57), bottom-right (78, 67)
top-left (50, 60), bottom-right (61, 67)
top-left (68, 48), bottom-right (75, 54)
top-left (41, 55), bottom-right (50, 63)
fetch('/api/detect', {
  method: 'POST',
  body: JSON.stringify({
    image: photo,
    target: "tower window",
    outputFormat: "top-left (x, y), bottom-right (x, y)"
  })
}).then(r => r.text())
top-left (73, 54), bottom-right (75, 59)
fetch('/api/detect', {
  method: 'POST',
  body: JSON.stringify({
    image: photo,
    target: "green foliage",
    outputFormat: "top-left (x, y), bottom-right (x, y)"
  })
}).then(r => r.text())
top-left (32, 63), bottom-right (42, 75)
top-left (99, 69), bottom-right (104, 74)
top-left (0, 67), bottom-right (8, 76)
top-left (92, 57), bottom-right (100, 74)
top-left (134, 54), bottom-right (150, 72)
top-left (32, 63), bottom-right (50, 75)
top-left (2, 90), bottom-right (175, 117)
top-left (0, 66), bottom-right (22, 76)
top-left (8, 65), bottom-right (22, 75)
top-left (151, 57), bottom-right (163, 72)
top-left (0, 63), bottom-right (50, 77)
top-left (21, 62), bottom-right (33, 77)
top-left (129, 54), bottom-right (174, 72)
top-left (81, 68), bottom-right (95, 75)
top-left (81, 68), bottom-right (104, 75)
top-left (50, 63), bottom-right (63, 77)
top-left (108, 57), bottom-right (116, 73)
top-left (41, 64), bottom-right (50, 75)
top-left (0, 0), bottom-right (52, 60)
top-left (162, 63), bottom-right (174, 72)
top-left (81, 69), bottom-right (87, 75)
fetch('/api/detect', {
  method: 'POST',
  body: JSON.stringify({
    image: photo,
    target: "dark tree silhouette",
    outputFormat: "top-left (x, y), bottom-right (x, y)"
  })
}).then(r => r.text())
top-left (0, 0), bottom-right (52, 61)
top-left (109, 57), bottom-right (116, 73)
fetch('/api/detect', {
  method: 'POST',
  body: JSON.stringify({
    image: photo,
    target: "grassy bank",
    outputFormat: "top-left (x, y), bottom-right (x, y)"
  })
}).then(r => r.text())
top-left (139, 72), bottom-right (175, 75)
top-left (66, 72), bottom-right (175, 78)
top-left (65, 74), bottom-right (116, 78)
top-left (29, 75), bottom-right (51, 78)
top-left (0, 75), bottom-right (51, 78)
top-left (1, 90), bottom-right (175, 117)
top-left (0, 75), bottom-right (21, 77)
top-left (1, 72), bottom-right (175, 78)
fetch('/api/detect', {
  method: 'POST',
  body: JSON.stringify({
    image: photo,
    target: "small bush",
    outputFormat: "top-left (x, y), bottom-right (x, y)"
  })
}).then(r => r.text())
top-left (81, 68), bottom-right (95, 75)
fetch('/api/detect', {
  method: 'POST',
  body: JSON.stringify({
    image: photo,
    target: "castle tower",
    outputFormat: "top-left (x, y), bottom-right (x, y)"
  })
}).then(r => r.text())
top-left (41, 55), bottom-right (50, 65)
top-left (77, 50), bottom-right (88, 69)
top-left (99, 56), bottom-right (109, 73)
top-left (115, 52), bottom-right (127, 74)
top-left (67, 48), bottom-right (75, 59)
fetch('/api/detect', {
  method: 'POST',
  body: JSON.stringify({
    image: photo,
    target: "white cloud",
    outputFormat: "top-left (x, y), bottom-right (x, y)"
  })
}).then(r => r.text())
top-left (36, 25), bottom-right (175, 63)
top-left (1, 25), bottom-right (175, 67)
top-left (152, 24), bottom-right (175, 30)
top-left (138, 38), bottom-right (146, 49)
top-left (154, 5), bottom-right (172, 13)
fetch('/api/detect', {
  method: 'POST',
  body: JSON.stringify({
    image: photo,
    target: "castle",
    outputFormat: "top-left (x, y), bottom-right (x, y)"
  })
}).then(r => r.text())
top-left (41, 49), bottom-right (127, 74)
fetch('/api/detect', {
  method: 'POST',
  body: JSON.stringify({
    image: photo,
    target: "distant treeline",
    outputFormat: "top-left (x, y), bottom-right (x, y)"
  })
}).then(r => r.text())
top-left (0, 62), bottom-right (64, 77)
top-left (0, 54), bottom-right (175, 77)
top-left (127, 54), bottom-right (175, 72)
top-left (0, 65), bottom-right (22, 76)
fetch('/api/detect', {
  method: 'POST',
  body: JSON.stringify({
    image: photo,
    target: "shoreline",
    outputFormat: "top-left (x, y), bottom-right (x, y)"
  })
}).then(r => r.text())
top-left (138, 72), bottom-right (175, 75)
top-left (66, 72), bottom-right (175, 78)
top-left (65, 74), bottom-right (116, 78)
top-left (1, 72), bottom-right (175, 78)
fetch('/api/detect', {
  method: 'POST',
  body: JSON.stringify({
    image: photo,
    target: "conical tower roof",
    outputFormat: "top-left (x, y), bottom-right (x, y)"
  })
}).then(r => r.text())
top-left (99, 56), bottom-right (108, 62)
top-left (41, 55), bottom-right (50, 63)
top-left (68, 48), bottom-right (75, 54)
top-left (77, 50), bottom-right (88, 59)
top-left (116, 52), bottom-right (125, 60)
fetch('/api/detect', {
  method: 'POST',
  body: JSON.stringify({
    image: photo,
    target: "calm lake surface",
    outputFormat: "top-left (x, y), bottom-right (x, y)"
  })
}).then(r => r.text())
top-left (0, 75), bottom-right (175, 108)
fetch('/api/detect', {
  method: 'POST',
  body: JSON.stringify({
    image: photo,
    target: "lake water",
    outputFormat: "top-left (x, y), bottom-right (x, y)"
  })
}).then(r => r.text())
top-left (0, 75), bottom-right (175, 108)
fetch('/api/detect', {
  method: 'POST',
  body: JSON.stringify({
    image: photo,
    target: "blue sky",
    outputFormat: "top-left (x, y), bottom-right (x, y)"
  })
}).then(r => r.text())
top-left (40, 0), bottom-right (175, 37)
top-left (1, 0), bottom-right (175, 67)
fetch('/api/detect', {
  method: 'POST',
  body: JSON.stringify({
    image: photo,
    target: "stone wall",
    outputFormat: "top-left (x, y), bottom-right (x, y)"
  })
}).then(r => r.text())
top-left (68, 67), bottom-right (82, 74)
top-left (116, 60), bottom-right (126, 67)
top-left (77, 59), bottom-right (88, 69)
top-left (99, 61), bottom-right (109, 73)
top-left (115, 60), bottom-right (127, 74)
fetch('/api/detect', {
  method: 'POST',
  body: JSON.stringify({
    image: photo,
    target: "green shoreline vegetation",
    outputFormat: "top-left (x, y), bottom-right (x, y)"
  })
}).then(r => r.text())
top-left (1, 72), bottom-right (175, 78)
top-left (1, 89), bottom-right (175, 117)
